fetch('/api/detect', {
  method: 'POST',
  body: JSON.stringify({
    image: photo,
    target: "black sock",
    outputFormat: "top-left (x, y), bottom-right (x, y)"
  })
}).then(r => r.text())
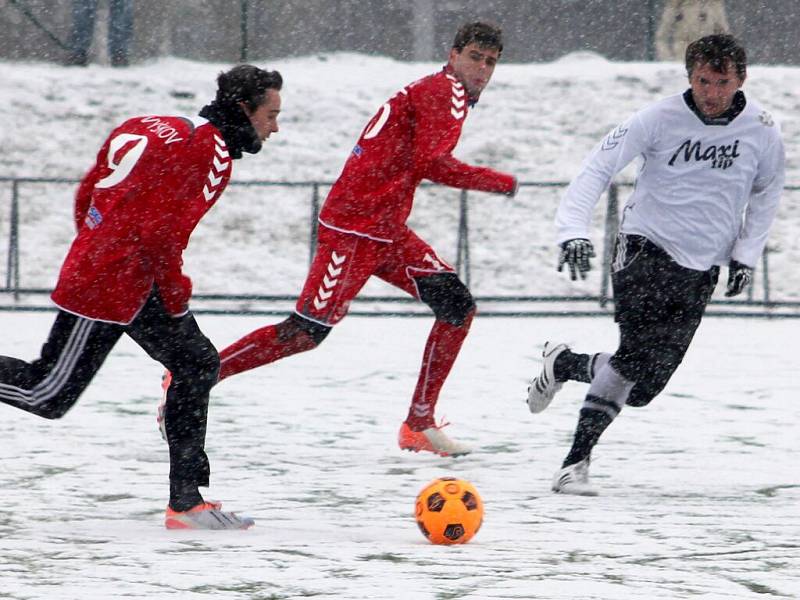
top-left (554, 350), bottom-right (593, 383)
top-left (169, 480), bottom-right (204, 512)
top-left (562, 403), bottom-right (616, 467)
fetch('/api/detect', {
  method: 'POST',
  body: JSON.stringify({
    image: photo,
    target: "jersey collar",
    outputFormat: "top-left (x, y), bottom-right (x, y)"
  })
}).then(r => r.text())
top-left (443, 65), bottom-right (479, 107)
top-left (198, 101), bottom-right (261, 158)
top-left (683, 89), bottom-right (747, 126)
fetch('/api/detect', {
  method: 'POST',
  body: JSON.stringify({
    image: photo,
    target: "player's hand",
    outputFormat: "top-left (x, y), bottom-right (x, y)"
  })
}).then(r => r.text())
top-left (557, 238), bottom-right (595, 280)
top-left (724, 259), bottom-right (753, 297)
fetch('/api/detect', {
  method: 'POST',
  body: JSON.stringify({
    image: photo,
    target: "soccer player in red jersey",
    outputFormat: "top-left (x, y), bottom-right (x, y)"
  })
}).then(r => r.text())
top-left (215, 22), bottom-right (517, 456)
top-left (0, 65), bottom-right (282, 529)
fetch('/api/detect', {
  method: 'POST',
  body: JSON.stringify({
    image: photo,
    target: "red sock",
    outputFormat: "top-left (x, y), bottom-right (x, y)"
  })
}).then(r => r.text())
top-left (405, 310), bottom-right (474, 431)
top-left (218, 323), bottom-right (317, 382)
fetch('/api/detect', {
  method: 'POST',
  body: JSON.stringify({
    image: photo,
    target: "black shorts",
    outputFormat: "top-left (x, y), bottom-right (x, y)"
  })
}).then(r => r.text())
top-left (609, 234), bottom-right (719, 405)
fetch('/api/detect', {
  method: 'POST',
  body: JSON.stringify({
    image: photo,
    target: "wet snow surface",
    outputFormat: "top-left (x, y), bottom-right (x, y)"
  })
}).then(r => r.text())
top-left (0, 314), bottom-right (797, 599)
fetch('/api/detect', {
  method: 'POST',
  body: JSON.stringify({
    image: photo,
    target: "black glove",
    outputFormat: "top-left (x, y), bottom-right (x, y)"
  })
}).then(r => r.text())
top-left (725, 259), bottom-right (753, 297)
top-left (557, 238), bottom-right (595, 280)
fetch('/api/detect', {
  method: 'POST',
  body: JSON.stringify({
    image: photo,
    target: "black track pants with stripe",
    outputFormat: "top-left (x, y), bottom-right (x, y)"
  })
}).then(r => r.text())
top-left (0, 290), bottom-right (219, 487)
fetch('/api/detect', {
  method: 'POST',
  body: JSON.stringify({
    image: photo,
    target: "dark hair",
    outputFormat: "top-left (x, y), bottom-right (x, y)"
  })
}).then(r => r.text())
top-left (215, 64), bottom-right (283, 111)
top-left (685, 34), bottom-right (747, 79)
top-left (452, 22), bottom-right (503, 54)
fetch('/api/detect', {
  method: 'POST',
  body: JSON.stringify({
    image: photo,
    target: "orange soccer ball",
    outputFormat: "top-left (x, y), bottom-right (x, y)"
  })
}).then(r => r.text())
top-left (414, 477), bottom-right (484, 545)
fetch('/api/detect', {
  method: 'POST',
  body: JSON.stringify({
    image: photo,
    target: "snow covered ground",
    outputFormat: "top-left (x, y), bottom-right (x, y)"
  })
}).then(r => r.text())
top-left (0, 313), bottom-right (797, 599)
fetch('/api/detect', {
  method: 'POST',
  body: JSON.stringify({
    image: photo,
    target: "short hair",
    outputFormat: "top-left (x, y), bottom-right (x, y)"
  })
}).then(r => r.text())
top-left (215, 64), bottom-right (283, 110)
top-left (452, 22), bottom-right (503, 54)
top-left (685, 34), bottom-right (747, 80)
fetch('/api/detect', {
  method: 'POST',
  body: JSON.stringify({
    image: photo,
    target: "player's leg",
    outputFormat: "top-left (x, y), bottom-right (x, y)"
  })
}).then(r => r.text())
top-left (526, 234), bottom-right (652, 412)
top-left (565, 274), bottom-right (713, 471)
top-left (554, 238), bottom-right (718, 494)
top-left (623, 265), bottom-right (718, 407)
top-left (551, 358), bottom-right (634, 496)
top-left (552, 235), bottom-right (654, 494)
top-left (377, 229), bottom-right (474, 456)
top-left (552, 340), bottom-right (636, 496)
top-left (408, 273), bottom-right (475, 428)
top-left (217, 314), bottom-right (331, 382)
top-left (215, 226), bottom-right (381, 382)
top-left (126, 292), bottom-right (217, 511)
top-left (127, 291), bottom-right (253, 529)
top-left (526, 342), bottom-right (611, 413)
top-left (562, 269), bottom-right (716, 412)
top-left (0, 311), bottom-right (122, 419)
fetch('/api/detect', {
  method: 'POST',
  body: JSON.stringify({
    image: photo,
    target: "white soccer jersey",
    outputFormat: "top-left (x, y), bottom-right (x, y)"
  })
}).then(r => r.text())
top-left (556, 90), bottom-right (785, 270)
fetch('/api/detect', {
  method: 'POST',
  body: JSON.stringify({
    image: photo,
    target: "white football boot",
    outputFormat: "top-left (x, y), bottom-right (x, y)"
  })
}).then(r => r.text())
top-left (551, 458), bottom-right (598, 496)
top-left (527, 342), bottom-right (569, 413)
top-left (165, 501), bottom-right (255, 530)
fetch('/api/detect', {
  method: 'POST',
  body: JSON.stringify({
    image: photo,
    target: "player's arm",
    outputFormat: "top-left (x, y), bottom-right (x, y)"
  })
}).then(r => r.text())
top-left (555, 112), bottom-right (650, 279)
top-left (425, 154), bottom-right (517, 195)
top-left (150, 238), bottom-right (192, 318)
top-left (140, 146), bottom-right (195, 318)
top-left (111, 120), bottom-right (195, 318)
top-left (556, 113), bottom-right (649, 245)
top-left (73, 132), bottom-right (118, 231)
top-left (73, 163), bottom-right (101, 231)
top-left (413, 85), bottom-right (516, 195)
top-left (730, 131), bottom-right (785, 269)
top-left (143, 191), bottom-right (191, 317)
top-left (75, 122), bottom-right (152, 231)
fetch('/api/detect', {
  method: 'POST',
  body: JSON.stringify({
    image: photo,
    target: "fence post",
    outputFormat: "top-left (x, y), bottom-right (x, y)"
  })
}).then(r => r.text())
top-left (600, 184), bottom-right (619, 307)
top-left (455, 189), bottom-right (470, 287)
top-left (7, 180), bottom-right (20, 300)
top-left (646, 0), bottom-right (657, 61)
top-left (240, 0), bottom-right (249, 62)
top-left (309, 183), bottom-right (320, 265)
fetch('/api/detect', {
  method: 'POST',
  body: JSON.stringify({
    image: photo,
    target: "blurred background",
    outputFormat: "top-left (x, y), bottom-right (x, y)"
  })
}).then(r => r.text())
top-left (2, 0), bottom-right (798, 314)
top-left (0, 0), bottom-right (797, 66)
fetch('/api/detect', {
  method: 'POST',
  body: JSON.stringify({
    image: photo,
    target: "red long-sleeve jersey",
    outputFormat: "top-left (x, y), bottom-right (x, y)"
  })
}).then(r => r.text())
top-left (319, 66), bottom-right (516, 242)
top-left (51, 115), bottom-right (232, 324)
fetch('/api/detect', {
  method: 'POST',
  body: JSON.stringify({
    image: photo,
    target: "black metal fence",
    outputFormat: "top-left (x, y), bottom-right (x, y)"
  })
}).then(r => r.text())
top-left (1, 177), bottom-right (798, 318)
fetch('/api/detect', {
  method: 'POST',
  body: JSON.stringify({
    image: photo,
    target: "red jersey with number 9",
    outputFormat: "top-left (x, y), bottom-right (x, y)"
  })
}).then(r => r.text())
top-left (318, 66), bottom-right (516, 242)
top-left (51, 115), bottom-right (232, 324)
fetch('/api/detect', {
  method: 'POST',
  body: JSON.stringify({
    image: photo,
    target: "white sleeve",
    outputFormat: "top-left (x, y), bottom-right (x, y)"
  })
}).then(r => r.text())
top-left (731, 130), bottom-right (785, 267)
top-left (555, 113), bottom-right (651, 245)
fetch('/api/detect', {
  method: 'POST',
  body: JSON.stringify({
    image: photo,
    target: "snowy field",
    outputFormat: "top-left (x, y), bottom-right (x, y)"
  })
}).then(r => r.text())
top-left (0, 312), bottom-right (797, 600)
top-left (0, 50), bottom-right (798, 599)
